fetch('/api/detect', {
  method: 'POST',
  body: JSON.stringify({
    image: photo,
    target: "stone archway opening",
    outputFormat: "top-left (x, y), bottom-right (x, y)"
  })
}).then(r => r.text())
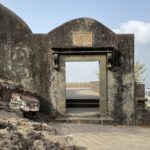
top-left (65, 61), bottom-right (100, 115)
top-left (58, 54), bottom-right (107, 116)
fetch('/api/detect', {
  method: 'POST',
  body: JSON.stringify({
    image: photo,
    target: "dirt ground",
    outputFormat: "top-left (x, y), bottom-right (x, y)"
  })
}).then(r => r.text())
top-left (53, 123), bottom-right (150, 150)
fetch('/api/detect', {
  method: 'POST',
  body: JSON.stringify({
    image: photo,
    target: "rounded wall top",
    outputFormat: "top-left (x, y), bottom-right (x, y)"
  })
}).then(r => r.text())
top-left (48, 17), bottom-right (115, 35)
top-left (0, 4), bottom-right (32, 33)
top-left (48, 17), bottom-right (117, 48)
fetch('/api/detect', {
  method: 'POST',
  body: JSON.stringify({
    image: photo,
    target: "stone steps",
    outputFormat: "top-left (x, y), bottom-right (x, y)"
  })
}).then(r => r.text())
top-left (66, 99), bottom-right (99, 108)
top-left (55, 116), bottom-right (114, 125)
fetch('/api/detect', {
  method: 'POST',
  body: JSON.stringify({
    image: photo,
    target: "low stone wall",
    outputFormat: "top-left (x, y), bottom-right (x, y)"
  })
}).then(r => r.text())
top-left (90, 81), bottom-right (99, 92)
top-left (135, 82), bottom-right (150, 126)
top-left (66, 82), bottom-right (90, 88)
top-left (66, 81), bottom-right (99, 92)
top-left (135, 82), bottom-right (145, 97)
top-left (136, 97), bottom-right (147, 125)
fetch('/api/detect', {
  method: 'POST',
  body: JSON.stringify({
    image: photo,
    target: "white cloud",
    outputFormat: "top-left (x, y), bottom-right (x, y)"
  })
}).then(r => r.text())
top-left (113, 20), bottom-right (150, 45)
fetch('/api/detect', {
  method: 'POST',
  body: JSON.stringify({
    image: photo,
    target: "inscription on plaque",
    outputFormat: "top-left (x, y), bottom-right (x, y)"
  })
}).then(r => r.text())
top-left (73, 32), bottom-right (93, 46)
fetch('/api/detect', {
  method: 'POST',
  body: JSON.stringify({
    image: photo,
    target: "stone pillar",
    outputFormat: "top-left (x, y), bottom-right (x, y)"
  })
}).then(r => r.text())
top-left (100, 56), bottom-right (107, 115)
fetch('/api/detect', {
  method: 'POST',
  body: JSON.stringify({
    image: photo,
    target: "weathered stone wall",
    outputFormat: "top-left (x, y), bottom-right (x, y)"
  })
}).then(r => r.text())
top-left (0, 4), bottom-right (32, 86)
top-left (0, 4), bottom-right (135, 124)
top-left (0, 5), bottom-right (53, 114)
top-left (108, 34), bottom-right (135, 124)
top-left (29, 34), bottom-right (52, 113)
top-left (47, 17), bottom-right (135, 124)
top-left (47, 18), bottom-right (118, 48)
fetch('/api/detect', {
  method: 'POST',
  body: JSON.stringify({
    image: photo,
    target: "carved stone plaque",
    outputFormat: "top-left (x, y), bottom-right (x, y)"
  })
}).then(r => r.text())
top-left (73, 32), bottom-right (93, 46)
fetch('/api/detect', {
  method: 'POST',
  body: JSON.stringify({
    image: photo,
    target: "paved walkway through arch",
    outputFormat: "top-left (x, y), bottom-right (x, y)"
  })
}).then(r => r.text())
top-left (53, 123), bottom-right (150, 150)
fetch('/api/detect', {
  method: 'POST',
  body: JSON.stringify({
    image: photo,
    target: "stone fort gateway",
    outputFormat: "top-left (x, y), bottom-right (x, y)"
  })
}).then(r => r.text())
top-left (0, 4), bottom-right (135, 125)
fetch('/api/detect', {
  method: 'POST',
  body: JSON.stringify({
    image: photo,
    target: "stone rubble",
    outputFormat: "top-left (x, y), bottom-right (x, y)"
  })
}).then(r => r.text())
top-left (0, 112), bottom-right (76, 150)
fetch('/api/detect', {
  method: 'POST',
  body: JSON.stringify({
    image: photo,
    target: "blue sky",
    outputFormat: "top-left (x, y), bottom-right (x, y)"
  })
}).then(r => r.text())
top-left (1, 0), bottom-right (150, 84)
top-left (1, 0), bottom-right (150, 33)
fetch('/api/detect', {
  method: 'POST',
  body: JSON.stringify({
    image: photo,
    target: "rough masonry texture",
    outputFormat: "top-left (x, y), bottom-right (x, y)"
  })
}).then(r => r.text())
top-left (0, 4), bottom-right (135, 124)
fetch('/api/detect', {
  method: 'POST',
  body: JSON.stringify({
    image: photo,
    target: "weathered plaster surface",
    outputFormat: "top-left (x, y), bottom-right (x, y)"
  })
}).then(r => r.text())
top-left (0, 4), bottom-right (134, 124)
